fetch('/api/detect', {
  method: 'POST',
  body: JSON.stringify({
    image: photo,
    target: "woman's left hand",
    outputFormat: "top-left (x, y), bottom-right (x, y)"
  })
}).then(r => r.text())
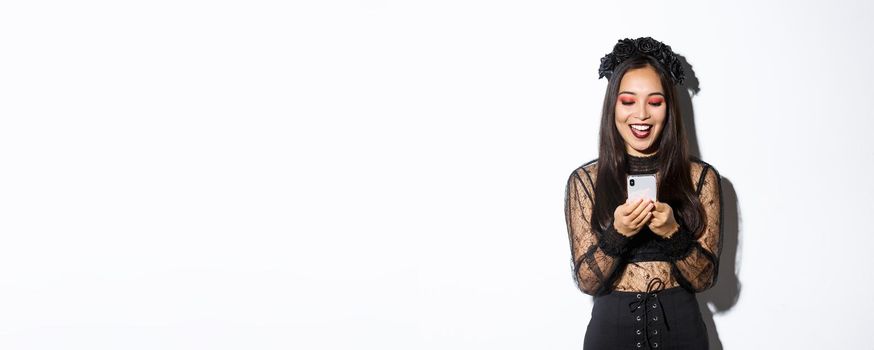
top-left (648, 201), bottom-right (680, 238)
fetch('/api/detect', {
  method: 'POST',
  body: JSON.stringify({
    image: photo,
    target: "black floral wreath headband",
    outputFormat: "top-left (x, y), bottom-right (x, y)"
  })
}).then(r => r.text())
top-left (598, 37), bottom-right (685, 86)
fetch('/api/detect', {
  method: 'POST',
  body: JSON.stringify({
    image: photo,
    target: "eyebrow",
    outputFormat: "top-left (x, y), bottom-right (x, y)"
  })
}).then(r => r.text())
top-left (619, 91), bottom-right (665, 97)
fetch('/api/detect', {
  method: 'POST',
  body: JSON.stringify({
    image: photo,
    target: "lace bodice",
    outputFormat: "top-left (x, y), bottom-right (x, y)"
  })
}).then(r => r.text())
top-left (564, 155), bottom-right (723, 295)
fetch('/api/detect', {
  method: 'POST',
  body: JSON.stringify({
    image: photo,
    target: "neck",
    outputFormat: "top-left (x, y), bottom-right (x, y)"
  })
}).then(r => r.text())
top-left (625, 151), bottom-right (660, 174)
top-left (626, 147), bottom-right (658, 157)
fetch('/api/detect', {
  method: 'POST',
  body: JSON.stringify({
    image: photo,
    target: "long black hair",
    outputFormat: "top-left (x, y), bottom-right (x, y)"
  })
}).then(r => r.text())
top-left (591, 54), bottom-right (705, 236)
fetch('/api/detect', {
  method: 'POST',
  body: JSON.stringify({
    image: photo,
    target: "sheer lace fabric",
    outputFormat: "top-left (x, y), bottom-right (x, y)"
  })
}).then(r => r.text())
top-left (564, 156), bottom-right (723, 295)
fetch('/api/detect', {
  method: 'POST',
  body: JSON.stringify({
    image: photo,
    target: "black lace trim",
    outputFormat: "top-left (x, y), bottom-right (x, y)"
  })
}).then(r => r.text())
top-left (652, 215), bottom-right (696, 260)
top-left (626, 152), bottom-right (660, 174)
top-left (597, 223), bottom-right (632, 257)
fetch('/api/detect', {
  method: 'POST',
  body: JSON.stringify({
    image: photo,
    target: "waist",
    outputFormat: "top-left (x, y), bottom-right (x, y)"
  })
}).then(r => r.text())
top-left (601, 286), bottom-right (689, 298)
top-left (612, 261), bottom-right (679, 292)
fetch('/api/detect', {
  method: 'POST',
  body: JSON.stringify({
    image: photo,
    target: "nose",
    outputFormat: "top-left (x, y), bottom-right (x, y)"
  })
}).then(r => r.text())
top-left (638, 102), bottom-right (650, 121)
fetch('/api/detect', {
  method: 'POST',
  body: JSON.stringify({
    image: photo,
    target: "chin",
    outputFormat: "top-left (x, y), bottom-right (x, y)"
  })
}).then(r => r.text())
top-left (629, 141), bottom-right (658, 154)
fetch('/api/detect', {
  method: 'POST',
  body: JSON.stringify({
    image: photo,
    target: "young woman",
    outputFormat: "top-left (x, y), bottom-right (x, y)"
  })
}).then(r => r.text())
top-left (564, 37), bottom-right (723, 349)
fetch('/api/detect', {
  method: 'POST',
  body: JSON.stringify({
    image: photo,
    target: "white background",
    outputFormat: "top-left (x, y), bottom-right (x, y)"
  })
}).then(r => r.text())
top-left (1, 0), bottom-right (872, 349)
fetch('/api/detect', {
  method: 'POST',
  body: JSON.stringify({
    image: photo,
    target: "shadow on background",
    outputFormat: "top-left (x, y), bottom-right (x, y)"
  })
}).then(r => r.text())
top-left (677, 56), bottom-right (742, 350)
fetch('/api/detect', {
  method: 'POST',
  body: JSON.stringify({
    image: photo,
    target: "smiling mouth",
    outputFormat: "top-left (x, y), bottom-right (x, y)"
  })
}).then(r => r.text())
top-left (629, 124), bottom-right (651, 139)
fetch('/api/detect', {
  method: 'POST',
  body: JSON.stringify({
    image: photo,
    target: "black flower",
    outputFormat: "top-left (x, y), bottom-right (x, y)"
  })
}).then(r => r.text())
top-left (636, 37), bottom-right (661, 53)
top-left (598, 55), bottom-right (614, 79)
top-left (655, 47), bottom-right (671, 63)
top-left (613, 38), bottom-right (636, 61)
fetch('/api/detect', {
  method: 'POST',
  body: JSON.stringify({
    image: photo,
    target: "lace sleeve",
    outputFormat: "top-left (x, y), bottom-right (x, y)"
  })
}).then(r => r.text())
top-left (565, 167), bottom-right (631, 296)
top-left (667, 165), bottom-right (723, 292)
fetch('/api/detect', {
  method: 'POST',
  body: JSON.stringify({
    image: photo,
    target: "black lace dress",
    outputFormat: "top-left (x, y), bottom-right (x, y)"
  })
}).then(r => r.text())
top-left (564, 152), bottom-right (723, 349)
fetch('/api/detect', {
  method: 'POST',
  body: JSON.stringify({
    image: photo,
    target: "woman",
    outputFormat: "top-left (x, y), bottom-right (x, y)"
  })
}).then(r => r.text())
top-left (564, 37), bottom-right (723, 349)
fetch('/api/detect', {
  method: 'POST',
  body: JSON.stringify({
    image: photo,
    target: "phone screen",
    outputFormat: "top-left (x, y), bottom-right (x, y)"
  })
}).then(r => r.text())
top-left (627, 174), bottom-right (657, 202)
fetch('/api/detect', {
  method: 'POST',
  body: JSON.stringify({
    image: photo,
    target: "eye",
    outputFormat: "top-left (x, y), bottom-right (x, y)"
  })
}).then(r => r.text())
top-left (648, 102), bottom-right (662, 107)
top-left (619, 97), bottom-right (636, 105)
top-left (648, 97), bottom-right (664, 107)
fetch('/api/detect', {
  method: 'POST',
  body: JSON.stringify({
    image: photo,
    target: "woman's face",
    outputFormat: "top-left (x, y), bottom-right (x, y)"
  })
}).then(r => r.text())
top-left (614, 65), bottom-right (667, 156)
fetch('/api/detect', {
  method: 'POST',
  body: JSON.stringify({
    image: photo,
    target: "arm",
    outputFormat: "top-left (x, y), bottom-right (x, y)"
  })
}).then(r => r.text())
top-left (658, 165), bottom-right (723, 292)
top-left (564, 169), bottom-right (630, 296)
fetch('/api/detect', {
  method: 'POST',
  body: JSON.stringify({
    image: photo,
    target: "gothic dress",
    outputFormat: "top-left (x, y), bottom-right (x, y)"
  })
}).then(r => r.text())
top-left (564, 152), bottom-right (723, 349)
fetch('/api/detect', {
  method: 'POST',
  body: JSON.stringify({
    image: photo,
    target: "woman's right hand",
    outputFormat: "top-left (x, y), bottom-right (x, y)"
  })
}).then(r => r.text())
top-left (613, 198), bottom-right (654, 237)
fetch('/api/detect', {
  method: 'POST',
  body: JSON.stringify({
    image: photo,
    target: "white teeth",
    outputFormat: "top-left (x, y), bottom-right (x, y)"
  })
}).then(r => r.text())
top-left (631, 124), bottom-right (651, 131)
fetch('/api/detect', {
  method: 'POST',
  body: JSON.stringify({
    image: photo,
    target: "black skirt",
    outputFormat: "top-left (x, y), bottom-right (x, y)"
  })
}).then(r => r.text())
top-left (584, 279), bottom-right (708, 350)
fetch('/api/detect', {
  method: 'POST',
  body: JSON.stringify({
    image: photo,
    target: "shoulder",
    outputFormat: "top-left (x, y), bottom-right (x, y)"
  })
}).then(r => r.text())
top-left (580, 158), bottom-right (598, 174)
top-left (573, 158), bottom-right (599, 178)
top-left (567, 158), bottom-right (599, 187)
top-left (689, 157), bottom-right (721, 191)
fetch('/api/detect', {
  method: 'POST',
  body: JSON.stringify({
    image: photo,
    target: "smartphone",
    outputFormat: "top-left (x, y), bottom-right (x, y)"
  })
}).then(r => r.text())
top-left (627, 174), bottom-right (657, 202)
